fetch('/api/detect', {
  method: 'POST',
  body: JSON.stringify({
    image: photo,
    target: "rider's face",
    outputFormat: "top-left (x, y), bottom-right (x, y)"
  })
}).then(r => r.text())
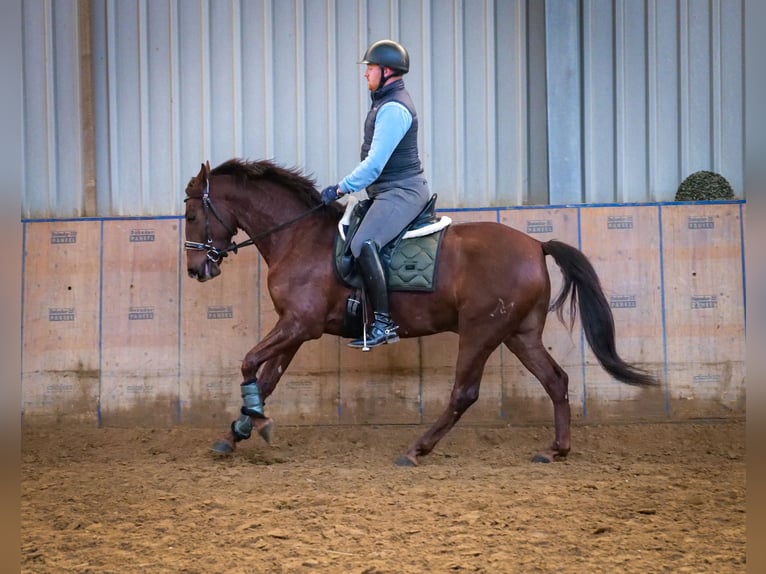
top-left (364, 64), bottom-right (382, 91)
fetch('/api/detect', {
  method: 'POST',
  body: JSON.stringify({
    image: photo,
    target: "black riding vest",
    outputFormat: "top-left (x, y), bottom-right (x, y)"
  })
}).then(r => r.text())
top-left (361, 79), bottom-right (423, 185)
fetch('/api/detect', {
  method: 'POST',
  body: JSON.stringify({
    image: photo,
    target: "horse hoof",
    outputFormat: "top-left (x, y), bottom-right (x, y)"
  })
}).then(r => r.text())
top-left (256, 419), bottom-right (274, 444)
top-left (394, 455), bottom-right (418, 467)
top-left (210, 439), bottom-right (235, 455)
top-left (531, 453), bottom-right (553, 463)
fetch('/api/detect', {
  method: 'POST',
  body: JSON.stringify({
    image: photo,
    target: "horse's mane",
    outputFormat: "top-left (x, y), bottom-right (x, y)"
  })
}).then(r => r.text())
top-left (211, 158), bottom-right (324, 209)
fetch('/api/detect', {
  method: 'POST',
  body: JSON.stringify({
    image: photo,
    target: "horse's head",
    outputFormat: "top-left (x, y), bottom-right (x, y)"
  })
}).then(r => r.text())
top-left (184, 161), bottom-right (238, 282)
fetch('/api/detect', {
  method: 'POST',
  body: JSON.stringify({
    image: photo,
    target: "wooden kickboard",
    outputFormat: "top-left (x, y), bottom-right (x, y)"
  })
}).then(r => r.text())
top-left (578, 206), bottom-right (667, 419)
top-left (99, 220), bottom-right (181, 426)
top-left (263, 335), bottom-right (343, 426)
top-left (20, 203), bottom-right (747, 425)
top-left (660, 203), bottom-right (745, 413)
top-left (22, 221), bottom-right (101, 420)
top-left (338, 336), bottom-right (422, 425)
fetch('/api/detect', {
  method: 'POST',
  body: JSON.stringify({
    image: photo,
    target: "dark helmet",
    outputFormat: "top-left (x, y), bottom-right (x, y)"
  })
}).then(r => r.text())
top-left (360, 40), bottom-right (409, 74)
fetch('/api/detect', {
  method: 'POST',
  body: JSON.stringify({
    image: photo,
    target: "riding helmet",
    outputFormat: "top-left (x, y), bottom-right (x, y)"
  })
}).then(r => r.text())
top-left (360, 40), bottom-right (410, 74)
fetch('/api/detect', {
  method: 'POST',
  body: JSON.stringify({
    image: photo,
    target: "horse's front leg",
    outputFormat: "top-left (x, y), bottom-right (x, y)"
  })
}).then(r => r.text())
top-left (237, 346), bottom-right (302, 443)
top-left (211, 325), bottom-right (304, 454)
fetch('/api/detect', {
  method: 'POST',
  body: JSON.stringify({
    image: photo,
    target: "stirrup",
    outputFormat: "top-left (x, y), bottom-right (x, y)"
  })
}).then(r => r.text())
top-left (348, 318), bottom-right (400, 350)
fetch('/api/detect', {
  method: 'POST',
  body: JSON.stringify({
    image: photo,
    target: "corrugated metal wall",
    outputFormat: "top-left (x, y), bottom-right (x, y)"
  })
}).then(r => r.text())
top-left (21, 0), bottom-right (746, 217)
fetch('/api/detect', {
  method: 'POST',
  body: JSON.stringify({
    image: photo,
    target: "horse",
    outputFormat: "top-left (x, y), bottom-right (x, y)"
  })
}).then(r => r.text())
top-left (183, 158), bottom-right (658, 466)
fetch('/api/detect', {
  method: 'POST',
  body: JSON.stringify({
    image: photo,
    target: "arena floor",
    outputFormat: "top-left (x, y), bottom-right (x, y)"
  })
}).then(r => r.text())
top-left (21, 418), bottom-right (745, 573)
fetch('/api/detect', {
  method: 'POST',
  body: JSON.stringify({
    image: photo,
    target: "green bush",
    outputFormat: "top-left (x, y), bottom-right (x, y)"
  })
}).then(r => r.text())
top-left (675, 170), bottom-right (735, 201)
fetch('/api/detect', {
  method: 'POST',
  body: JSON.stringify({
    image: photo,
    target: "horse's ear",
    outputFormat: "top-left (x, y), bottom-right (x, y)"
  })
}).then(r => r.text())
top-left (195, 162), bottom-right (207, 184)
top-left (204, 160), bottom-right (211, 180)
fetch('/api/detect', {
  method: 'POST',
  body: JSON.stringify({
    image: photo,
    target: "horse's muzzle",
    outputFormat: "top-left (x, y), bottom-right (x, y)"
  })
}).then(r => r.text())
top-left (188, 259), bottom-right (221, 282)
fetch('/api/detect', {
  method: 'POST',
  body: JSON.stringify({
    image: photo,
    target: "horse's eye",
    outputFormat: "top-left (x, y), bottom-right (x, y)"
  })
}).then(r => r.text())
top-left (186, 213), bottom-right (196, 222)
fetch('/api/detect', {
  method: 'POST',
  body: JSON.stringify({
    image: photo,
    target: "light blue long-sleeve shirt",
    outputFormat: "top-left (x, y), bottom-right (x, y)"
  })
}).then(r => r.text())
top-left (338, 102), bottom-right (413, 194)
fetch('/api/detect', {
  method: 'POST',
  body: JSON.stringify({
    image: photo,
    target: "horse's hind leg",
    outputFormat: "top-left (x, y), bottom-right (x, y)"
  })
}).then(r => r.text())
top-left (505, 331), bottom-right (571, 463)
top-left (396, 342), bottom-right (494, 467)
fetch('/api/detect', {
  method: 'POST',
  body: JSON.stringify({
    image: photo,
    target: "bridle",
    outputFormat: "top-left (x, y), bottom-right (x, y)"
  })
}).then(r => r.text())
top-left (184, 177), bottom-right (324, 263)
top-left (183, 179), bottom-right (240, 263)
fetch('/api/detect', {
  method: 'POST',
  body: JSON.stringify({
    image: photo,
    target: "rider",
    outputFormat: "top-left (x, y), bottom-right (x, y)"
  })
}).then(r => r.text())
top-left (321, 39), bottom-right (431, 349)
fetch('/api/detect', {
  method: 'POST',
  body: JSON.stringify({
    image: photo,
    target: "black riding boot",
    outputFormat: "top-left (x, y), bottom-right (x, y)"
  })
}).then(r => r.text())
top-left (348, 240), bottom-right (400, 349)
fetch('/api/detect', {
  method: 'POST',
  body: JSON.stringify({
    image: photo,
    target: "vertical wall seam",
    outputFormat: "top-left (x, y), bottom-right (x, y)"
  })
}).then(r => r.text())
top-left (69, 1), bottom-right (85, 215)
top-left (544, 0), bottom-right (584, 204)
top-left (20, 222), bottom-right (28, 419)
top-left (739, 0), bottom-right (746, 187)
top-left (90, 0), bottom-right (109, 217)
top-left (264, 0), bottom-right (274, 157)
top-left (582, 0), bottom-right (591, 201)
top-left (45, 0), bottom-right (57, 214)
top-left (609, 0), bottom-right (620, 201)
top-left (710, 0), bottom-right (722, 171)
top-left (658, 204), bottom-right (670, 414)
top-left (678, 0), bottom-right (689, 176)
top-left (485, 0), bottom-right (496, 206)
top-left (577, 0), bottom-right (585, 203)
top-left (647, 0), bottom-right (657, 199)
top-left (79, 0), bottom-right (97, 216)
top-left (739, 202), bottom-right (746, 331)
top-left (326, 0), bottom-right (337, 180)
top-left (614, 0), bottom-right (625, 203)
top-left (357, 0), bottom-right (367, 144)
top-left (201, 0), bottom-right (211, 161)
top-left (336, 332), bottom-right (342, 422)
top-left (417, 336), bottom-right (423, 422)
top-left (176, 217), bottom-right (183, 424)
top-left (454, 0), bottom-right (465, 201)
top-left (106, 0), bottom-right (119, 215)
top-left (295, 0), bottom-right (305, 166)
top-left (577, 206), bottom-right (587, 418)
top-left (329, 0), bottom-right (340, 422)
top-left (138, 0), bottom-right (150, 214)
top-left (496, 206), bottom-right (504, 417)
top-left (232, 0), bottom-right (243, 158)
top-left (642, 1), bottom-right (650, 202)
top-left (170, 0), bottom-right (181, 212)
top-left (420, 0), bottom-right (432, 189)
top-left (389, 0), bottom-right (399, 38)
top-left (97, 219), bottom-right (105, 426)
top-left (516, 0), bottom-right (528, 199)
top-left (526, 0), bottom-right (548, 203)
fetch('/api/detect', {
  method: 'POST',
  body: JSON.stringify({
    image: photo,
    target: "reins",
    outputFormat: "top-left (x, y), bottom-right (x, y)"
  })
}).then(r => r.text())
top-left (219, 203), bottom-right (325, 254)
top-left (184, 178), bottom-right (324, 262)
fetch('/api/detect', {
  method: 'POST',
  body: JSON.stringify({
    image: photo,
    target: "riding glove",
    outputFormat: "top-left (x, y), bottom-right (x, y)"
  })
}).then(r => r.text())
top-left (321, 185), bottom-right (340, 205)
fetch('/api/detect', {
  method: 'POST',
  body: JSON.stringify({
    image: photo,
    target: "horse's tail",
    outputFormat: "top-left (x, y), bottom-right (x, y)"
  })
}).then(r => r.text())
top-left (542, 240), bottom-right (658, 387)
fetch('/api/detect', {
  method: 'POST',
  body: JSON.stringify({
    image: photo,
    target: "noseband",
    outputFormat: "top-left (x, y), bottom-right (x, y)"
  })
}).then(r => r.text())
top-left (184, 178), bottom-right (325, 263)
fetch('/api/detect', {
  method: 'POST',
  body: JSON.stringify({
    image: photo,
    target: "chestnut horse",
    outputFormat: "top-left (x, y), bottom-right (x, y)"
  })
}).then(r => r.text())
top-left (184, 159), bottom-right (657, 466)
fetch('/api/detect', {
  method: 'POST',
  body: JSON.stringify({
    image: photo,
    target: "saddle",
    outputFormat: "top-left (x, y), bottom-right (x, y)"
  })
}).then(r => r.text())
top-left (333, 194), bottom-right (452, 337)
top-left (333, 194), bottom-right (451, 291)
